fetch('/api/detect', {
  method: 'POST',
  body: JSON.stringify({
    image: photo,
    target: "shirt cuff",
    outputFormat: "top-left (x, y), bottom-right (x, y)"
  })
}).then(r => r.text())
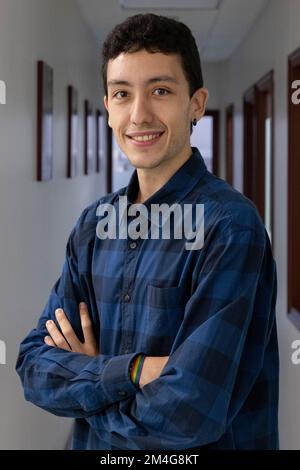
top-left (101, 352), bottom-right (146, 403)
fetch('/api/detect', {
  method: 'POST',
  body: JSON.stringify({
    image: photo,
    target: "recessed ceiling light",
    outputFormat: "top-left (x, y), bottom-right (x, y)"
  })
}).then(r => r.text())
top-left (119, 0), bottom-right (220, 10)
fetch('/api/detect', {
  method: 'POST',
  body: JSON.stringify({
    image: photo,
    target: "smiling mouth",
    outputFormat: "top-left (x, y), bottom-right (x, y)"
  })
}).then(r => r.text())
top-left (126, 132), bottom-right (164, 143)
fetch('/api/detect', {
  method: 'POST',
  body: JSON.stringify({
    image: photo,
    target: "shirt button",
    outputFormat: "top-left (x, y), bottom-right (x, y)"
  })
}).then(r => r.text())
top-left (129, 242), bottom-right (137, 249)
top-left (118, 391), bottom-right (127, 398)
top-left (124, 293), bottom-right (131, 302)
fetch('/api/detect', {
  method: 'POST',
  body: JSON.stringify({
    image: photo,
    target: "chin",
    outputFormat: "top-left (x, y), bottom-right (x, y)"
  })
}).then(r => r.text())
top-left (130, 156), bottom-right (164, 170)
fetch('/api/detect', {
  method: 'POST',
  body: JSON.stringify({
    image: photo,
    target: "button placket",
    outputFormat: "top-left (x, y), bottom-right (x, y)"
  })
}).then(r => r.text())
top-left (120, 230), bottom-right (139, 354)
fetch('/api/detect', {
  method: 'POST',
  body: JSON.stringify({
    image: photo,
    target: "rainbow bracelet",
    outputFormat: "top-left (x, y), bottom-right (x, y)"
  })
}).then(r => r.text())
top-left (130, 354), bottom-right (146, 386)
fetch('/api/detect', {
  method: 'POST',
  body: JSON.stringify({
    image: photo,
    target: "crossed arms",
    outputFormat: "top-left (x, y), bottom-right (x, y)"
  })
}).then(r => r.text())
top-left (44, 303), bottom-right (168, 389)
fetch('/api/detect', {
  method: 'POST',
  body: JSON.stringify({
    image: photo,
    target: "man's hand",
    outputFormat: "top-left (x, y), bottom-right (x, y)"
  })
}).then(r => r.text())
top-left (139, 356), bottom-right (169, 388)
top-left (44, 302), bottom-right (99, 357)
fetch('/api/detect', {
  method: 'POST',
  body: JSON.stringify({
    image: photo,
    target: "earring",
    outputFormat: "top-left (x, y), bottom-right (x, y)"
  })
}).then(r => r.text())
top-left (192, 118), bottom-right (197, 126)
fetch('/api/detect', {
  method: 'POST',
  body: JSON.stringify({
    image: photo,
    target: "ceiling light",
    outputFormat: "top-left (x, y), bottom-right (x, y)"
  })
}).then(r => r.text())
top-left (119, 0), bottom-right (220, 10)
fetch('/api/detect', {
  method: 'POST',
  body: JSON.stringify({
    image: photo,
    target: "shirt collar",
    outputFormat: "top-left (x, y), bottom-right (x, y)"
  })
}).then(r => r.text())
top-left (119, 147), bottom-right (207, 229)
top-left (125, 147), bottom-right (207, 208)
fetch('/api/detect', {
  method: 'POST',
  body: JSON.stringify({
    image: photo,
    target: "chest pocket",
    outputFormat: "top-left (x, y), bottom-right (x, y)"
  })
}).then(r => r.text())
top-left (142, 284), bottom-right (189, 355)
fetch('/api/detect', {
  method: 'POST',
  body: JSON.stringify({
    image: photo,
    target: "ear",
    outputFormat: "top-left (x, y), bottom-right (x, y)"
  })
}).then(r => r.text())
top-left (103, 95), bottom-right (112, 127)
top-left (103, 95), bottom-right (109, 112)
top-left (191, 87), bottom-right (209, 120)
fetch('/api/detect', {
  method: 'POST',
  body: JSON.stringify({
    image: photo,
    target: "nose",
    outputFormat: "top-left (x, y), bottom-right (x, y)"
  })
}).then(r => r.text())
top-left (130, 93), bottom-right (153, 126)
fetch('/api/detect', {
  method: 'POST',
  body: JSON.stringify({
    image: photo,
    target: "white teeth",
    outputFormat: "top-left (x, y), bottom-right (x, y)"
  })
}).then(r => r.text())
top-left (131, 133), bottom-right (161, 142)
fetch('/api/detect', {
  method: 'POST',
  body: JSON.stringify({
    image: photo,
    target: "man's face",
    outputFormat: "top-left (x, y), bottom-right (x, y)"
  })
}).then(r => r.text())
top-left (104, 49), bottom-right (208, 172)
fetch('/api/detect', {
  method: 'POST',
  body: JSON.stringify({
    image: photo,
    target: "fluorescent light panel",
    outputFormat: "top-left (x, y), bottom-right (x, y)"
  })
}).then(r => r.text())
top-left (119, 0), bottom-right (220, 10)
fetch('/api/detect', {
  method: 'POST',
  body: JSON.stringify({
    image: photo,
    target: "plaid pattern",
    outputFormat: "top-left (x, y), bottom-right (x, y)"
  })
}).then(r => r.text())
top-left (16, 147), bottom-right (279, 450)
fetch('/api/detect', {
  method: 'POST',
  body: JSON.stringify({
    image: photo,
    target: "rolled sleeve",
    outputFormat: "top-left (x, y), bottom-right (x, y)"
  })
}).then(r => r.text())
top-left (101, 353), bottom-right (143, 402)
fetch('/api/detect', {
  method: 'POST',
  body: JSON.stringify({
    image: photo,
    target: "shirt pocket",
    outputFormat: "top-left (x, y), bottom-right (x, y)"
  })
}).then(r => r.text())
top-left (142, 284), bottom-right (189, 355)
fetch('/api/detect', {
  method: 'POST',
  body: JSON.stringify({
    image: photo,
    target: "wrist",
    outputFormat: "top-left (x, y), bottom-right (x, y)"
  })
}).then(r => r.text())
top-left (130, 354), bottom-right (146, 387)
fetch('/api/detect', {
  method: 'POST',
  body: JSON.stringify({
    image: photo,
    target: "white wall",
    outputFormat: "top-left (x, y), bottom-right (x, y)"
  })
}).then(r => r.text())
top-left (198, 62), bottom-right (224, 176)
top-left (202, 62), bottom-right (222, 110)
top-left (218, 0), bottom-right (300, 449)
top-left (0, 0), bottom-right (105, 449)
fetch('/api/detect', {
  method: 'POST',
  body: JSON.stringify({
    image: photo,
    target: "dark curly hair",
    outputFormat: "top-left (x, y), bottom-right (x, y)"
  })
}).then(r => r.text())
top-left (101, 13), bottom-right (203, 98)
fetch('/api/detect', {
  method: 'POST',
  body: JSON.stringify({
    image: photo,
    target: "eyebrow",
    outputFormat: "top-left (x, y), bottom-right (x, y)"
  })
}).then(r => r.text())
top-left (107, 75), bottom-right (179, 87)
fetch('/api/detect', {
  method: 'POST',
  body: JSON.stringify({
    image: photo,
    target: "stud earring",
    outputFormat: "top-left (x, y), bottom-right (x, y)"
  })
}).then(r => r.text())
top-left (192, 118), bottom-right (197, 126)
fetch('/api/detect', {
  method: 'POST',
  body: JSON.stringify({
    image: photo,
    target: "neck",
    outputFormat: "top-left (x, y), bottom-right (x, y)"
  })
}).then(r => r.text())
top-left (134, 146), bottom-right (192, 204)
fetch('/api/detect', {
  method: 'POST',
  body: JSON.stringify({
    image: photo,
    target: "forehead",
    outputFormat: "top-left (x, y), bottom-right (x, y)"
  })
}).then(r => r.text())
top-left (106, 49), bottom-right (186, 84)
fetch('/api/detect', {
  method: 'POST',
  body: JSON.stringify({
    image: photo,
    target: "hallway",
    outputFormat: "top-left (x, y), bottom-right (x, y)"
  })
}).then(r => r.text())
top-left (0, 0), bottom-right (299, 450)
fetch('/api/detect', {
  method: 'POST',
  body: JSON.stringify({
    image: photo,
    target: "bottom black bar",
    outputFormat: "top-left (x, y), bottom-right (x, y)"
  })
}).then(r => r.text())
top-left (0, 450), bottom-right (296, 467)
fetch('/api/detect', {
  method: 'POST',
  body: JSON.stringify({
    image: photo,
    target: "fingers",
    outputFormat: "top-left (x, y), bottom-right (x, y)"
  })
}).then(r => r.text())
top-left (54, 308), bottom-right (81, 350)
top-left (45, 304), bottom-right (99, 355)
top-left (79, 303), bottom-right (96, 345)
top-left (45, 319), bottom-right (71, 351)
top-left (44, 335), bottom-right (55, 347)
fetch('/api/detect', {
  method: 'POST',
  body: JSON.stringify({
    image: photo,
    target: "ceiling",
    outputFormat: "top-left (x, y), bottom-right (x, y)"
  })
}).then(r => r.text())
top-left (77, 0), bottom-right (270, 62)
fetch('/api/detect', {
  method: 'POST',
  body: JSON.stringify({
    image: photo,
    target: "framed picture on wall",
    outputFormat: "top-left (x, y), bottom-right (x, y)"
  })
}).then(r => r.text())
top-left (95, 109), bottom-right (104, 173)
top-left (67, 85), bottom-right (78, 178)
top-left (84, 99), bottom-right (94, 175)
top-left (37, 60), bottom-right (53, 181)
top-left (106, 114), bottom-right (112, 193)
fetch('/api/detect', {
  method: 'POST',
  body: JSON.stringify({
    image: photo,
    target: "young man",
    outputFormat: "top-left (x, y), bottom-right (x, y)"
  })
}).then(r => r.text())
top-left (16, 14), bottom-right (279, 450)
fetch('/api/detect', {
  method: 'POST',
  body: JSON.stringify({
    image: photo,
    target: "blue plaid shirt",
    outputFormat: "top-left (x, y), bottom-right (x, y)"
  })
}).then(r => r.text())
top-left (16, 147), bottom-right (279, 450)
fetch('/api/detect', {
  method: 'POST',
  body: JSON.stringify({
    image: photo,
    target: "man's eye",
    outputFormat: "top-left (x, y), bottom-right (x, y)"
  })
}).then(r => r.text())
top-left (113, 91), bottom-right (128, 99)
top-left (154, 88), bottom-right (169, 96)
